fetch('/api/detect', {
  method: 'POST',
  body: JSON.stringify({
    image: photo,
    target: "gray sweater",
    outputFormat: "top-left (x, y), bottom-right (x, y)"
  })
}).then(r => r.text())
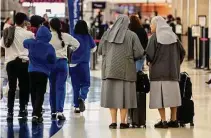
top-left (146, 34), bottom-right (186, 81)
top-left (98, 30), bottom-right (144, 82)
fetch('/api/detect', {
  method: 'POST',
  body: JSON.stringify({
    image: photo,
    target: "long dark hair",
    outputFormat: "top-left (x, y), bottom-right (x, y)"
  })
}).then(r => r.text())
top-left (50, 18), bottom-right (65, 47)
top-left (129, 15), bottom-right (142, 32)
top-left (74, 20), bottom-right (89, 35)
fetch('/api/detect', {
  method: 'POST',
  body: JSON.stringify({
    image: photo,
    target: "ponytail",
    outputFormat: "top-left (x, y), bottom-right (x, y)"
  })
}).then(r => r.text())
top-left (56, 29), bottom-right (65, 47)
top-left (50, 18), bottom-right (65, 48)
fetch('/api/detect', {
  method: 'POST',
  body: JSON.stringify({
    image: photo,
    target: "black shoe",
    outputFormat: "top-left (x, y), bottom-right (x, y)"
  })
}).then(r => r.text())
top-left (167, 120), bottom-right (179, 128)
top-left (74, 108), bottom-right (80, 113)
top-left (58, 120), bottom-right (65, 128)
top-left (32, 116), bottom-right (43, 125)
top-left (120, 123), bottom-right (130, 129)
top-left (154, 121), bottom-right (168, 129)
top-left (7, 112), bottom-right (13, 121)
top-left (109, 123), bottom-right (117, 129)
top-left (51, 113), bottom-right (57, 120)
top-left (18, 110), bottom-right (28, 120)
top-left (57, 113), bottom-right (66, 121)
top-left (78, 98), bottom-right (85, 112)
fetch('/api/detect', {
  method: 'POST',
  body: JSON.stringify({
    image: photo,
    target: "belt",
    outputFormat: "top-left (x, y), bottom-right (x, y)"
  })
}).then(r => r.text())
top-left (16, 57), bottom-right (28, 63)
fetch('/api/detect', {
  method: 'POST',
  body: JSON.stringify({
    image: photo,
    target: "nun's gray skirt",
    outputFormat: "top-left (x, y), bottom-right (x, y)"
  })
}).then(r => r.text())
top-left (150, 81), bottom-right (181, 109)
top-left (101, 79), bottom-right (137, 109)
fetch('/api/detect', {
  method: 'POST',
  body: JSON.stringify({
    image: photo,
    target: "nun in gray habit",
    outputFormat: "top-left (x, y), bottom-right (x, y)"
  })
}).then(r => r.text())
top-left (98, 15), bottom-right (144, 129)
top-left (146, 16), bottom-right (186, 128)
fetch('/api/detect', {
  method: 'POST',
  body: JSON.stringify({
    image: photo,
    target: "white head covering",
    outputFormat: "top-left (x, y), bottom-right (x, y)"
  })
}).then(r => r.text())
top-left (104, 14), bottom-right (130, 44)
top-left (151, 16), bottom-right (177, 44)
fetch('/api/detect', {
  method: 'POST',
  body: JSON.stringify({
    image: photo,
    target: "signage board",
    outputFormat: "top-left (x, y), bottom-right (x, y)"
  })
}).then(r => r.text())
top-left (92, 2), bottom-right (106, 9)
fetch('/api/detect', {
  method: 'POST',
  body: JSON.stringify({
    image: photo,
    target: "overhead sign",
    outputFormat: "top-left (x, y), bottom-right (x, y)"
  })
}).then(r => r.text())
top-left (92, 2), bottom-right (106, 9)
top-left (68, 0), bottom-right (80, 34)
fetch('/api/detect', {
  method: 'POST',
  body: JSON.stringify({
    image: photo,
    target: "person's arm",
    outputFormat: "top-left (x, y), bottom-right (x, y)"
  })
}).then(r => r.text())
top-left (64, 33), bottom-right (80, 51)
top-left (142, 29), bottom-right (149, 49)
top-left (23, 39), bottom-right (31, 49)
top-left (91, 47), bottom-right (97, 53)
top-left (132, 32), bottom-right (144, 60)
top-left (178, 39), bottom-right (186, 64)
top-left (138, 28), bottom-right (148, 49)
top-left (89, 35), bottom-right (97, 53)
top-left (146, 34), bottom-right (157, 63)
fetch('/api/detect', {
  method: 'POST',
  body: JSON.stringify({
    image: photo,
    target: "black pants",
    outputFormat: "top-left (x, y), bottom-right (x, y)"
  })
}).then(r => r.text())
top-left (29, 72), bottom-right (48, 117)
top-left (6, 58), bottom-right (30, 112)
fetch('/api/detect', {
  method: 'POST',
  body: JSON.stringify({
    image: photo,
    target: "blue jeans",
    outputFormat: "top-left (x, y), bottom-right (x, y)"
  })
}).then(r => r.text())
top-left (49, 59), bottom-right (68, 113)
top-left (136, 57), bottom-right (145, 72)
top-left (69, 62), bottom-right (90, 107)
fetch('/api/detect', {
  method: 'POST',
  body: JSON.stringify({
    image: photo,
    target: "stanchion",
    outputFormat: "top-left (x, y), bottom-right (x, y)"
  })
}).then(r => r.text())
top-left (194, 37), bottom-right (199, 68)
top-left (199, 27), bottom-right (210, 70)
top-left (188, 27), bottom-right (195, 60)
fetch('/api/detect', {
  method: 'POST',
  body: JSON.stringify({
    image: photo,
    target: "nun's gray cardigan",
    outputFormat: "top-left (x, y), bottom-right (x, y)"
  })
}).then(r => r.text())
top-left (98, 30), bottom-right (144, 82)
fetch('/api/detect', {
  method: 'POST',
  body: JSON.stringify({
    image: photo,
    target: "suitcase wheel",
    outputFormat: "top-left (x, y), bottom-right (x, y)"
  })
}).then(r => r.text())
top-left (143, 125), bottom-right (146, 128)
top-left (190, 122), bottom-right (194, 127)
top-left (179, 123), bottom-right (186, 127)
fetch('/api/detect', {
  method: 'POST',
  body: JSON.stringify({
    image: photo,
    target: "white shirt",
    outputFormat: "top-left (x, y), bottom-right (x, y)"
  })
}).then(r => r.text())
top-left (50, 32), bottom-right (80, 59)
top-left (0, 26), bottom-right (34, 64)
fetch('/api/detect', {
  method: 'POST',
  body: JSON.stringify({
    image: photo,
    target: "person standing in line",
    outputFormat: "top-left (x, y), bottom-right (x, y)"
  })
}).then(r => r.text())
top-left (167, 14), bottom-right (176, 33)
top-left (129, 15), bottom-right (148, 71)
top-left (0, 13), bottom-right (34, 121)
top-left (28, 15), bottom-right (44, 35)
top-left (69, 20), bottom-right (96, 113)
top-left (49, 18), bottom-right (79, 120)
top-left (98, 15), bottom-right (144, 129)
top-left (23, 26), bottom-right (56, 124)
top-left (175, 17), bottom-right (183, 42)
top-left (3, 17), bottom-right (13, 30)
top-left (146, 16), bottom-right (186, 128)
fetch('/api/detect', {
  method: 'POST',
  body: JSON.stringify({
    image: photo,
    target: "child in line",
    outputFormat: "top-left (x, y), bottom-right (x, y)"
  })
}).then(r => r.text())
top-left (70, 20), bottom-right (96, 113)
top-left (49, 18), bottom-right (79, 120)
top-left (24, 26), bottom-right (56, 124)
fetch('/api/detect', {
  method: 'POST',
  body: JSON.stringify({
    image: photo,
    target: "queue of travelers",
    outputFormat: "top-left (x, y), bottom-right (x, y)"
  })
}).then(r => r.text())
top-left (1, 12), bottom-right (185, 129)
top-left (1, 12), bottom-right (94, 125)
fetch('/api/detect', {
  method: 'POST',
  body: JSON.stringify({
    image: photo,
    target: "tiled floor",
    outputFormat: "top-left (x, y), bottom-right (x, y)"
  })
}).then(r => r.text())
top-left (1, 61), bottom-right (211, 138)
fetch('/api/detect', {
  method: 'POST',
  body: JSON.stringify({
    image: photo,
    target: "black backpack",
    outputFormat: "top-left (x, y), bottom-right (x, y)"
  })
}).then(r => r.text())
top-left (136, 71), bottom-right (150, 93)
top-left (179, 72), bottom-right (192, 99)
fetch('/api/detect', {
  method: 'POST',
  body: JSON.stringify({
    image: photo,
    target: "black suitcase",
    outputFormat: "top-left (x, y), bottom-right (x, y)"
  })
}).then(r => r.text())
top-left (177, 72), bottom-right (194, 127)
top-left (177, 99), bottom-right (194, 127)
top-left (128, 92), bottom-right (146, 128)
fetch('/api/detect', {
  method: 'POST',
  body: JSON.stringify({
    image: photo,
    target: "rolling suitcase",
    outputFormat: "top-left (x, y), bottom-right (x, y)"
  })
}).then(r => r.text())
top-left (127, 71), bottom-right (149, 128)
top-left (128, 92), bottom-right (146, 128)
top-left (177, 72), bottom-right (195, 127)
top-left (177, 99), bottom-right (194, 127)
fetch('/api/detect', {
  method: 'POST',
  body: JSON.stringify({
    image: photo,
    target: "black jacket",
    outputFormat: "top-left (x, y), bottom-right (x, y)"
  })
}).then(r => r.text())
top-left (133, 27), bottom-right (148, 49)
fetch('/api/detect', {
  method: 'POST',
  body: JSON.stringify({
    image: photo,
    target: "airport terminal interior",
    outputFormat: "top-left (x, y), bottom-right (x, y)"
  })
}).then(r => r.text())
top-left (1, 0), bottom-right (211, 138)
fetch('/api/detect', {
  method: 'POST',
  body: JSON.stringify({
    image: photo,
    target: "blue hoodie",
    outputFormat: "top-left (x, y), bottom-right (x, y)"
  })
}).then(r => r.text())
top-left (71, 34), bottom-right (96, 64)
top-left (24, 26), bottom-right (56, 76)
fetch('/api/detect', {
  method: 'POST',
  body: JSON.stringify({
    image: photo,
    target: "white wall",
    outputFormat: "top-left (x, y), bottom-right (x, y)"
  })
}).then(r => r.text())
top-left (209, 0), bottom-right (211, 38)
top-left (22, 2), bottom-right (65, 17)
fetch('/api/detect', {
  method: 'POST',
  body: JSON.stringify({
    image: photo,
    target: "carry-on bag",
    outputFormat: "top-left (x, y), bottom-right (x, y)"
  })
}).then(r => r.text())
top-left (128, 71), bottom-right (149, 128)
top-left (177, 72), bottom-right (194, 127)
top-left (128, 92), bottom-right (146, 128)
